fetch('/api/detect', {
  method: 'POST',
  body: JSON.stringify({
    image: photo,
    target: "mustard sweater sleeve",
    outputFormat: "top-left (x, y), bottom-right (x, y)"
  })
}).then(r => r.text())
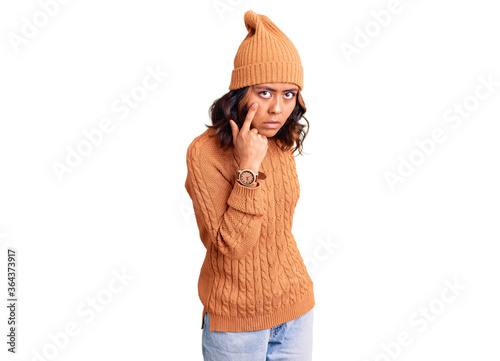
top-left (185, 141), bottom-right (265, 260)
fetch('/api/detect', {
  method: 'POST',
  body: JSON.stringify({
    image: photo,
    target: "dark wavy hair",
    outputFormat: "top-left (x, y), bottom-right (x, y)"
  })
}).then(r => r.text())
top-left (204, 85), bottom-right (309, 156)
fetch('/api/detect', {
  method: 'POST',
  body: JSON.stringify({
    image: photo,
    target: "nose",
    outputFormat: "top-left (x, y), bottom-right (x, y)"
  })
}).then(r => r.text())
top-left (270, 96), bottom-right (282, 115)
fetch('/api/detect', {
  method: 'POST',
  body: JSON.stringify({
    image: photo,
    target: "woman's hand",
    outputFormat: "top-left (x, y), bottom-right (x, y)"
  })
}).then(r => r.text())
top-left (229, 103), bottom-right (268, 172)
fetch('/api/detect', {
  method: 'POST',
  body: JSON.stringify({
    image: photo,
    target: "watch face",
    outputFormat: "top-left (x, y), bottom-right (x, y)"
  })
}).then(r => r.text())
top-left (240, 170), bottom-right (255, 185)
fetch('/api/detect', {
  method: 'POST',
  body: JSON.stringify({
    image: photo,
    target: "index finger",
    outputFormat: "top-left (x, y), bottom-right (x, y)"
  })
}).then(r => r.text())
top-left (242, 103), bottom-right (258, 132)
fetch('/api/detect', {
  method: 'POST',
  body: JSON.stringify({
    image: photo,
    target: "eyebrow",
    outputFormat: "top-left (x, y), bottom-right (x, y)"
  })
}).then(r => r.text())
top-left (254, 85), bottom-right (299, 92)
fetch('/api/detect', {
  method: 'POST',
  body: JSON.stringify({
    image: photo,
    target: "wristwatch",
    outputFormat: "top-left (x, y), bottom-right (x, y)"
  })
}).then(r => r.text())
top-left (237, 169), bottom-right (258, 186)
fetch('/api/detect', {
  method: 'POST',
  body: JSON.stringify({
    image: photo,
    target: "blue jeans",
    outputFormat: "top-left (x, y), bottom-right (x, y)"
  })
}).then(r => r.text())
top-left (202, 308), bottom-right (313, 361)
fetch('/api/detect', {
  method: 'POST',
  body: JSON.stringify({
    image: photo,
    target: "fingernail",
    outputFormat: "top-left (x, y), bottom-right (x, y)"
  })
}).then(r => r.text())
top-left (251, 103), bottom-right (257, 109)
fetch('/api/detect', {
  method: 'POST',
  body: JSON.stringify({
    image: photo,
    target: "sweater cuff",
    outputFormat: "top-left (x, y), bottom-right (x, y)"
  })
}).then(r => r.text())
top-left (227, 181), bottom-right (265, 216)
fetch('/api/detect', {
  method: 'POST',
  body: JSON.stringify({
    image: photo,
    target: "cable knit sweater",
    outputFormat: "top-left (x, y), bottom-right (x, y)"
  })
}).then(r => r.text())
top-left (184, 127), bottom-right (315, 332)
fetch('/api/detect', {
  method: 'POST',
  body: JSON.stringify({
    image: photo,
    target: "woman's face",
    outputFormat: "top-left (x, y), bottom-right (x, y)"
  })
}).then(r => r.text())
top-left (245, 82), bottom-right (299, 138)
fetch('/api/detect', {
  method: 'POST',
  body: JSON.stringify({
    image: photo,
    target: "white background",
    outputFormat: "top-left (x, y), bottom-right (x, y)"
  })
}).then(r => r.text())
top-left (1, 0), bottom-right (499, 360)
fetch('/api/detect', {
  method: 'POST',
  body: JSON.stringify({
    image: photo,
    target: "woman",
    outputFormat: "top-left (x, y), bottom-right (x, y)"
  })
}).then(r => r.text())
top-left (184, 10), bottom-right (315, 360)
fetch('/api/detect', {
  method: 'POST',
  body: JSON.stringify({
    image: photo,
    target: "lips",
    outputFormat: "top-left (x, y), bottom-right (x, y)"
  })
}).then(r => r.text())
top-left (262, 121), bottom-right (280, 128)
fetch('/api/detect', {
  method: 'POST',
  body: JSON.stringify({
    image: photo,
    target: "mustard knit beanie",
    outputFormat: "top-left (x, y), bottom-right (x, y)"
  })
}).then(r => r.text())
top-left (229, 10), bottom-right (304, 91)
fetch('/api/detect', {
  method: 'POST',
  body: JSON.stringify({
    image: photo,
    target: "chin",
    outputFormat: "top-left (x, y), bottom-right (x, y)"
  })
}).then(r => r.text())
top-left (259, 127), bottom-right (281, 136)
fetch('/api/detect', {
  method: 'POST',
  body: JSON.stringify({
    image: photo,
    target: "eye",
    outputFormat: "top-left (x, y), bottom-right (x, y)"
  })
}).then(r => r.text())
top-left (258, 91), bottom-right (296, 99)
